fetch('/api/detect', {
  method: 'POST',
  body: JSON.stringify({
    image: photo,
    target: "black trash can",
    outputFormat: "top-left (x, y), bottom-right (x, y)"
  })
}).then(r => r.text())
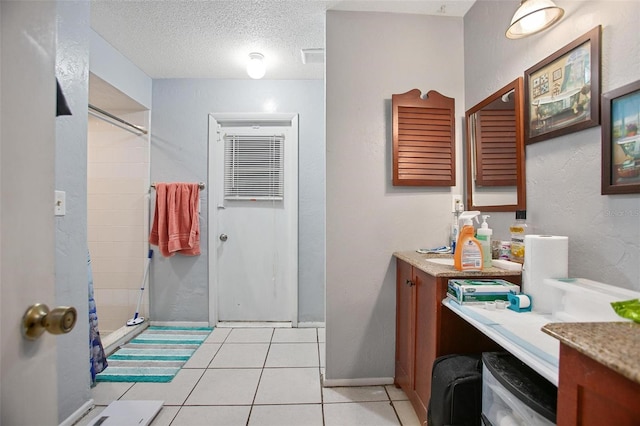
top-left (427, 354), bottom-right (483, 426)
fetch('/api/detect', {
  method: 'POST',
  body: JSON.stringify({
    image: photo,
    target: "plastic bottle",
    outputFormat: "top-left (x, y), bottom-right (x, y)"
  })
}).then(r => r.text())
top-left (510, 210), bottom-right (528, 264)
top-left (454, 211), bottom-right (483, 271)
top-left (476, 215), bottom-right (493, 269)
top-left (450, 211), bottom-right (459, 255)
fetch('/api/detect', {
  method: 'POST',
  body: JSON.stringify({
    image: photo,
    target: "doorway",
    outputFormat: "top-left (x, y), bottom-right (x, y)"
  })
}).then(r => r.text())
top-left (87, 73), bottom-right (151, 344)
top-left (209, 113), bottom-right (298, 326)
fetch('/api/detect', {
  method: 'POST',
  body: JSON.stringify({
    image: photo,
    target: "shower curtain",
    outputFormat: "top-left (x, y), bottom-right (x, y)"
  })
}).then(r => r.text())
top-left (88, 250), bottom-right (107, 385)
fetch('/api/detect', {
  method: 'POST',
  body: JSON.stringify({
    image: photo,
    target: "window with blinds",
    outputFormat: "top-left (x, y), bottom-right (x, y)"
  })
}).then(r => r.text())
top-left (224, 134), bottom-right (284, 200)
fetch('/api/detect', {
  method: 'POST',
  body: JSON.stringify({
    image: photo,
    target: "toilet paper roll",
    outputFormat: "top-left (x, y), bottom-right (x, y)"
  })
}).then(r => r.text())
top-left (523, 235), bottom-right (568, 313)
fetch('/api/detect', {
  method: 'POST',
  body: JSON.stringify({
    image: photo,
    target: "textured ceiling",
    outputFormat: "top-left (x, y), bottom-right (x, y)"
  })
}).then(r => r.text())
top-left (90, 0), bottom-right (475, 80)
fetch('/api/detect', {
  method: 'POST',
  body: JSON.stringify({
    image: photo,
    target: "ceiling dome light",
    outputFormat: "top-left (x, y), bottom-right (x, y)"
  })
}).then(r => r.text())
top-left (247, 52), bottom-right (266, 79)
top-left (506, 0), bottom-right (564, 39)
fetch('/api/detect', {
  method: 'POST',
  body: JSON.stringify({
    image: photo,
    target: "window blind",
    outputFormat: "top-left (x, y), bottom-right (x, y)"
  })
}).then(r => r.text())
top-left (224, 134), bottom-right (284, 200)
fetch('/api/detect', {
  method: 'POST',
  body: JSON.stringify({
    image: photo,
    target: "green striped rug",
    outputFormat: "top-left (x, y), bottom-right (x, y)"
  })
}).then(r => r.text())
top-left (96, 326), bottom-right (213, 383)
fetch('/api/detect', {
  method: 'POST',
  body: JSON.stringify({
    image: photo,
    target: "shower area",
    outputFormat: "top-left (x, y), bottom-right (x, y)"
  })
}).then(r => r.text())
top-left (87, 73), bottom-right (151, 349)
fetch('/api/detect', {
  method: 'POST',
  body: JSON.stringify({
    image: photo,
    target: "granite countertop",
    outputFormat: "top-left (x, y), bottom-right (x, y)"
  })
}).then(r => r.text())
top-left (542, 321), bottom-right (640, 385)
top-left (394, 250), bottom-right (522, 278)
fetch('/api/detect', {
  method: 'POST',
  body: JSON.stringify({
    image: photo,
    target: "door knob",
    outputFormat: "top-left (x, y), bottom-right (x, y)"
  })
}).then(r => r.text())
top-left (219, 234), bottom-right (228, 241)
top-left (22, 303), bottom-right (77, 340)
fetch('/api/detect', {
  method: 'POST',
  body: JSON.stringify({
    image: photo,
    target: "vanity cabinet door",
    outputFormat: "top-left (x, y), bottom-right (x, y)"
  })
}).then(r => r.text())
top-left (413, 268), bottom-right (438, 418)
top-left (395, 259), bottom-right (415, 391)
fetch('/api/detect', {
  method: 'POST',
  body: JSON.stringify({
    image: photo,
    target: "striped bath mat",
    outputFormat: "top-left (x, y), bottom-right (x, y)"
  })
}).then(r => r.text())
top-left (96, 326), bottom-right (213, 383)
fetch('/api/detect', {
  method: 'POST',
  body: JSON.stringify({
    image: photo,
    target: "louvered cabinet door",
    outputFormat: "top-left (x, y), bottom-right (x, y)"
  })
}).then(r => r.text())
top-left (475, 109), bottom-right (518, 186)
top-left (392, 89), bottom-right (455, 186)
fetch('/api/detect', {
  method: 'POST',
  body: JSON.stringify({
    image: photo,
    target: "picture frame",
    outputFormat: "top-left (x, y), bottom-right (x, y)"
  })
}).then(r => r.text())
top-left (524, 26), bottom-right (601, 144)
top-left (601, 80), bottom-right (640, 195)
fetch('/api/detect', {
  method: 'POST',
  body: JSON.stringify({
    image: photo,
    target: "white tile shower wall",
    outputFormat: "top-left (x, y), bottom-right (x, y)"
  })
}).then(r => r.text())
top-left (88, 110), bottom-right (150, 335)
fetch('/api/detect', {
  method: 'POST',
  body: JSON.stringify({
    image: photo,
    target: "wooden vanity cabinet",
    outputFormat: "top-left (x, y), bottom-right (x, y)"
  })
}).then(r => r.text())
top-left (395, 258), bottom-right (517, 424)
top-left (557, 344), bottom-right (640, 425)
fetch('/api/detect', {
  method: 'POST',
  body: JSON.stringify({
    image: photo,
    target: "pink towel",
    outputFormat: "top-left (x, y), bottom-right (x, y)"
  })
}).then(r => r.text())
top-left (149, 183), bottom-right (200, 257)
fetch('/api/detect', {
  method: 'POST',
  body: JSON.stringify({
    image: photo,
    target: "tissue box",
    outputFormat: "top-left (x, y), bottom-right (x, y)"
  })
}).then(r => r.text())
top-left (447, 279), bottom-right (520, 305)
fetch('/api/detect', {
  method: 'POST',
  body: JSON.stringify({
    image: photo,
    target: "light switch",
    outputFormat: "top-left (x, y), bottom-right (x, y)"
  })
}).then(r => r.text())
top-left (54, 190), bottom-right (66, 216)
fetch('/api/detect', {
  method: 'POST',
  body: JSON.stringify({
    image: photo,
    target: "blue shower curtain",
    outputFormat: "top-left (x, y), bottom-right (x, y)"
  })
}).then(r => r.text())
top-left (88, 251), bottom-right (107, 385)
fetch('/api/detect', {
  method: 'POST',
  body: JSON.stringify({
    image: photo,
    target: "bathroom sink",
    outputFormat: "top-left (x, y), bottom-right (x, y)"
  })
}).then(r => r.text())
top-left (425, 258), bottom-right (454, 266)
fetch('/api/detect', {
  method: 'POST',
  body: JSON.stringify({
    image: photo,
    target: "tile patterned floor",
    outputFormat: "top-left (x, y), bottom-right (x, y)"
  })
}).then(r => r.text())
top-left (76, 327), bottom-right (421, 426)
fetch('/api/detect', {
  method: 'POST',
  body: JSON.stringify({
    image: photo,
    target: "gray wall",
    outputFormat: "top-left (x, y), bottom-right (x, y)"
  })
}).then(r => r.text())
top-left (150, 79), bottom-right (325, 323)
top-left (325, 11), bottom-right (465, 382)
top-left (55, 0), bottom-right (91, 421)
top-left (465, 0), bottom-right (640, 290)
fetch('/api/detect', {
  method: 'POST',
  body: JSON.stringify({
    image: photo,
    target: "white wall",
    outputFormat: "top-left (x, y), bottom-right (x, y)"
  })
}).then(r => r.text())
top-left (465, 0), bottom-right (640, 290)
top-left (150, 79), bottom-right (325, 323)
top-left (88, 110), bottom-right (150, 334)
top-left (55, 0), bottom-right (91, 421)
top-left (325, 11), bottom-right (465, 382)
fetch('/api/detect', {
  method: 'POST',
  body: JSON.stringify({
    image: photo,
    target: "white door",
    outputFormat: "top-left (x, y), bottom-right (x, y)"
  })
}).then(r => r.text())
top-left (209, 114), bottom-right (298, 324)
top-left (1, 2), bottom-right (59, 424)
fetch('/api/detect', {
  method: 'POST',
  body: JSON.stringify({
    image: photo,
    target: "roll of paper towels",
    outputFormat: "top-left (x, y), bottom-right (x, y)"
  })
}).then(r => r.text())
top-left (523, 235), bottom-right (568, 313)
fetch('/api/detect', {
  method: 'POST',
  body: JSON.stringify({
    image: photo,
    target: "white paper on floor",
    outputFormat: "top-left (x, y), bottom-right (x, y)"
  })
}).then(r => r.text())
top-left (87, 400), bottom-right (164, 426)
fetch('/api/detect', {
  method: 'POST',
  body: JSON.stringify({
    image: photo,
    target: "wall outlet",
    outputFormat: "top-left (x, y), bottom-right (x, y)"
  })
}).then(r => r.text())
top-left (451, 194), bottom-right (463, 213)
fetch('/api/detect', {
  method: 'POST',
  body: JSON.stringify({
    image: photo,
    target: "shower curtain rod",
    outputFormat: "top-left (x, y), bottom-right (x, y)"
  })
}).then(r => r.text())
top-left (88, 104), bottom-right (148, 135)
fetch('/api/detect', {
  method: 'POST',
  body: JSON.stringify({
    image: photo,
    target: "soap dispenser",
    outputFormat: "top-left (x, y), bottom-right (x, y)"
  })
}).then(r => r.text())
top-left (476, 215), bottom-right (493, 269)
top-left (454, 211), bottom-right (483, 271)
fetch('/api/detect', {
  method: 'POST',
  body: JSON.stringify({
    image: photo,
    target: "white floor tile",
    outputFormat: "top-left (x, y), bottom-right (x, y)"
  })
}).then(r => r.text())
top-left (317, 328), bottom-right (325, 343)
top-left (323, 401), bottom-right (401, 426)
top-left (120, 368), bottom-right (204, 405)
top-left (90, 382), bottom-right (135, 405)
top-left (393, 400), bottom-right (421, 426)
top-left (185, 369), bottom-right (262, 405)
top-left (226, 328), bottom-right (274, 343)
top-left (170, 405), bottom-right (251, 426)
top-left (265, 343), bottom-right (319, 367)
top-left (248, 404), bottom-right (323, 426)
top-left (254, 368), bottom-right (322, 404)
top-left (205, 327), bottom-right (231, 343)
top-left (319, 342), bottom-right (325, 368)
top-left (272, 328), bottom-right (318, 343)
top-left (385, 384), bottom-right (409, 401)
top-left (73, 406), bottom-right (106, 426)
top-left (209, 343), bottom-right (269, 368)
top-left (323, 386), bottom-right (389, 403)
top-left (183, 343), bottom-right (221, 369)
top-left (149, 406), bottom-right (180, 426)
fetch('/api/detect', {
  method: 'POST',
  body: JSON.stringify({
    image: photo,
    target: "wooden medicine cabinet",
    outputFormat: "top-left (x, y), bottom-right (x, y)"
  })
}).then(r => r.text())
top-left (392, 89), bottom-right (455, 186)
top-left (465, 78), bottom-right (526, 211)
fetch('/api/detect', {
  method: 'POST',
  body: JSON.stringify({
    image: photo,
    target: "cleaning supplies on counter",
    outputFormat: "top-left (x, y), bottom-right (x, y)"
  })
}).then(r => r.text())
top-left (476, 215), bottom-right (493, 270)
top-left (450, 201), bottom-right (464, 255)
top-left (509, 210), bottom-right (528, 264)
top-left (454, 211), bottom-right (483, 271)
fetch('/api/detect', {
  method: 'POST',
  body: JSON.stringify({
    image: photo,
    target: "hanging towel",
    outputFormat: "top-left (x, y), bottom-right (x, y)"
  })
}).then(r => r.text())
top-left (149, 183), bottom-right (201, 257)
top-left (88, 250), bottom-right (107, 386)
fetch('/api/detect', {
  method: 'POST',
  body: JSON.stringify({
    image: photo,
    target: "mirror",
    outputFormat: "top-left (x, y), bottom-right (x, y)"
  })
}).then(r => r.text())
top-left (466, 77), bottom-right (526, 212)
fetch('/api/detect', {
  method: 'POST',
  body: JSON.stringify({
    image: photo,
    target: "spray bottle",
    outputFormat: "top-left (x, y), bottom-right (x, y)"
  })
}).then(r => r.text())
top-left (476, 215), bottom-right (493, 270)
top-left (450, 200), bottom-right (464, 254)
top-left (454, 211), bottom-right (483, 271)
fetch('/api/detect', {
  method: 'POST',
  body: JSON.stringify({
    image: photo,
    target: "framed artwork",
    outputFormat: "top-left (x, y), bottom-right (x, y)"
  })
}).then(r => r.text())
top-left (524, 26), bottom-right (601, 144)
top-left (601, 80), bottom-right (640, 195)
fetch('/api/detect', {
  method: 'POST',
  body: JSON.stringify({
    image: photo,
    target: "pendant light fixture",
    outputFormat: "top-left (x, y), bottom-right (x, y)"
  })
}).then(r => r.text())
top-left (247, 52), bottom-right (266, 79)
top-left (506, 0), bottom-right (564, 39)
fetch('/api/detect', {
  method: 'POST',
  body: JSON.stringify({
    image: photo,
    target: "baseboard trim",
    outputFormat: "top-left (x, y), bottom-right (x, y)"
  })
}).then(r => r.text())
top-left (150, 321), bottom-right (211, 328)
top-left (298, 321), bottom-right (326, 328)
top-left (59, 399), bottom-right (94, 426)
top-left (322, 377), bottom-right (395, 387)
top-left (216, 321), bottom-right (292, 328)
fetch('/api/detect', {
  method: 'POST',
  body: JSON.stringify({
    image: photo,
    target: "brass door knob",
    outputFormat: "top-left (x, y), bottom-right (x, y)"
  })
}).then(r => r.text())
top-left (22, 303), bottom-right (77, 340)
